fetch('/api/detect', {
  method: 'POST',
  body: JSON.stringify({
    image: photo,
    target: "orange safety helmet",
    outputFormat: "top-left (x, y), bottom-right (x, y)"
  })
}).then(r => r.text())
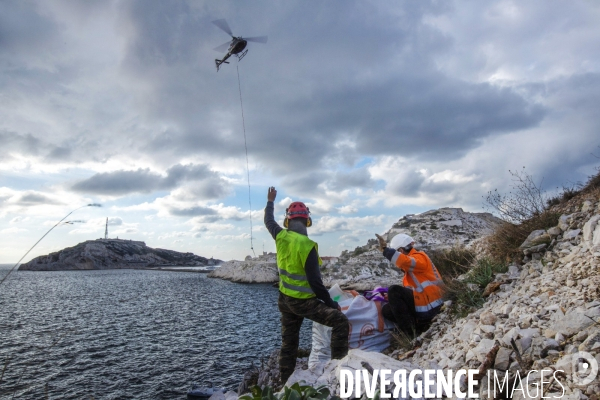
top-left (284, 201), bottom-right (312, 228)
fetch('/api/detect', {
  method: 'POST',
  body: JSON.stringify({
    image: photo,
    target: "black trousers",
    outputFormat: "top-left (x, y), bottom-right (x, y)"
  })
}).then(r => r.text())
top-left (277, 292), bottom-right (349, 383)
top-left (381, 285), bottom-right (417, 335)
top-left (382, 285), bottom-right (441, 336)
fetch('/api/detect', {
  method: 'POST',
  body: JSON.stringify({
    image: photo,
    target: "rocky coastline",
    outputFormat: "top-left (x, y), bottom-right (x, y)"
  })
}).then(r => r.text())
top-left (19, 238), bottom-right (220, 271)
top-left (230, 198), bottom-right (600, 399)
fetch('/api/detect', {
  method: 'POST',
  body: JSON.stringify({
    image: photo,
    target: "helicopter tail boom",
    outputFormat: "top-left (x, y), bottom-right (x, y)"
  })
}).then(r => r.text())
top-left (215, 58), bottom-right (230, 72)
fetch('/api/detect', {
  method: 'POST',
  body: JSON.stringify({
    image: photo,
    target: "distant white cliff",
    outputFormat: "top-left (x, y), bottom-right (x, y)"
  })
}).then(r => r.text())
top-left (208, 253), bottom-right (279, 283)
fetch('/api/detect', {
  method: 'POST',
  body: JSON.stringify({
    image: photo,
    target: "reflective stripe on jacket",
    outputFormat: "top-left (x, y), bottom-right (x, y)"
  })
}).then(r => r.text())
top-left (276, 230), bottom-right (322, 299)
top-left (391, 248), bottom-right (444, 315)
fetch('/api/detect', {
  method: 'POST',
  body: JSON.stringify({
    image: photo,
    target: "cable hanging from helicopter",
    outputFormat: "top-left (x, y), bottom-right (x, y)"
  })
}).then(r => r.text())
top-left (212, 19), bottom-right (267, 256)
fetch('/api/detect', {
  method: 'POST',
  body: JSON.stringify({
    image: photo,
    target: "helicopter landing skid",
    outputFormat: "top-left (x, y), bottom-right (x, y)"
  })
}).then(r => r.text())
top-left (236, 49), bottom-right (248, 62)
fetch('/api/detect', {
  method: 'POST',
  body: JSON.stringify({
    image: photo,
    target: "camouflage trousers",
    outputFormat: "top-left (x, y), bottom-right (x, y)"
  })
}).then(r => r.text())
top-left (278, 292), bottom-right (349, 383)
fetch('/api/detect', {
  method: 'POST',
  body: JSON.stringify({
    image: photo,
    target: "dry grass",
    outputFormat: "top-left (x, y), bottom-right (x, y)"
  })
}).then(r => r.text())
top-left (429, 246), bottom-right (508, 317)
top-left (428, 246), bottom-right (476, 281)
top-left (484, 211), bottom-right (560, 264)
top-left (389, 327), bottom-right (417, 350)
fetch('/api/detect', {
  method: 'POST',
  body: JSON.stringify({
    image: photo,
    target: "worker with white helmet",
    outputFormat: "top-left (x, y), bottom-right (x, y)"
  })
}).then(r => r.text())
top-left (375, 232), bottom-right (445, 335)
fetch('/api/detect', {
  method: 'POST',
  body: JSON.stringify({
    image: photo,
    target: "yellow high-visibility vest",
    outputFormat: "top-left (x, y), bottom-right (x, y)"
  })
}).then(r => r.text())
top-left (276, 230), bottom-right (322, 299)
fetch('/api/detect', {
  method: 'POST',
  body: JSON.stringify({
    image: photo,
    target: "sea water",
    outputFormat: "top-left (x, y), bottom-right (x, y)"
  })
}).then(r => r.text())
top-left (0, 266), bottom-right (312, 399)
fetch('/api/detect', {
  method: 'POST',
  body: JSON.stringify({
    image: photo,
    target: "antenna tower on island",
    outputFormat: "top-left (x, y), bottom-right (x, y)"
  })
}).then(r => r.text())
top-left (104, 218), bottom-right (108, 240)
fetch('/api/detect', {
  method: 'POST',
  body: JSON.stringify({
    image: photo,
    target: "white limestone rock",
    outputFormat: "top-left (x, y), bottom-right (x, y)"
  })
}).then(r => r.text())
top-left (558, 215), bottom-right (570, 231)
top-left (551, 306), bottom-right (600, 337)
top-left (583, 215), bottom-right (600, 244)
top-left (208, 253), bottom-right (279, 283)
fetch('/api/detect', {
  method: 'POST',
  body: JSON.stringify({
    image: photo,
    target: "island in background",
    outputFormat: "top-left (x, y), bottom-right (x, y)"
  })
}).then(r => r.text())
top-left (19, 238), bottom-right (221, 271)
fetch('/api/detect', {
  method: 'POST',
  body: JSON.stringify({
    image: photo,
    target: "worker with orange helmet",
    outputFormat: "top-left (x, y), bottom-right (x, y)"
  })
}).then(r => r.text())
top-left (375, 233), bottom-right (445, 336)
top-left (265, 187), bottom-right (348, 384)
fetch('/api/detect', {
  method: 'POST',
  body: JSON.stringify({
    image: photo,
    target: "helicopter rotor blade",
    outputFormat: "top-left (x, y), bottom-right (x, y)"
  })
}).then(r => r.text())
top-left (212, 19), bottom-right (233, 36)
top-left (213, 41), bottom-right (232, 52)
top-left (245, 36), bottom-right (268, 44)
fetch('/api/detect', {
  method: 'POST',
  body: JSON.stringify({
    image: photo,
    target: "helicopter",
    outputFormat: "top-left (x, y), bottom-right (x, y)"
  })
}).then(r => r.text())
top-left (212, 19), bottom-right (267, 71)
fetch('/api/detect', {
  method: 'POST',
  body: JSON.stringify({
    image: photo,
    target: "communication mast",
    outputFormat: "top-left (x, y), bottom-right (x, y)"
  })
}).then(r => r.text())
top-left (104, 218), bottom-right (108, 240)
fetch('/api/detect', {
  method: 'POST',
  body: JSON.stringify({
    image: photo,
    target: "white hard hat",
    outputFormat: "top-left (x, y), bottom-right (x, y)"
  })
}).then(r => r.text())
top-left (389, 233), bottom-right (414, 250)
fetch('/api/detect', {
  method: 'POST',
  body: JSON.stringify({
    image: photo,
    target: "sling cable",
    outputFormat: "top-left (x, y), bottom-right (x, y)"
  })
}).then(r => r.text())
top-left (236, 64), bottom-right (256, 257)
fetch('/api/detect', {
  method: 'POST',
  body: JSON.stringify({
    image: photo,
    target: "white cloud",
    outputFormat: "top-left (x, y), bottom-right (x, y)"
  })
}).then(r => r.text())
top-left (1, 227), bottom-right (28, 234)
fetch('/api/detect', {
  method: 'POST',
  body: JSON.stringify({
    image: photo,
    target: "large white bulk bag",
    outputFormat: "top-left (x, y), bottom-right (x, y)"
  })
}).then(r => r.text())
top-left (308, 285), bottom-right (395, 368)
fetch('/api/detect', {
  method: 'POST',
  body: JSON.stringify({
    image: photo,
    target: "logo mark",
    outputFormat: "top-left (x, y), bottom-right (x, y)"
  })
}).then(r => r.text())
top-left (571, 351), bottom-right (599, 385)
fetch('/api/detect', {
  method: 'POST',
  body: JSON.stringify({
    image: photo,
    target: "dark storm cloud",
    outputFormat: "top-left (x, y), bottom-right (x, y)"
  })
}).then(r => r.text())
top-left (389, 171), bottom-right (427, 197)
top-left (113, 0), bottom-right (545, 186)
top-left (71, 164), bottom-right (227, 196)
top-left (0, 131), bottom-right (43, 159)
top-left (16, 193), bottom-right (61, 206)
top-left (72, 169), bottom-right (160, 195)
top-left (329, 169), bottom-right (375, 191)
top-left (282, 171), bottom-right (330, 194)
top-left (46, 146), bottom-right (73, 161)
top-left (168, 205), bottom-right (217, 217)
top-left (516, 72), bottom-right (600, 190)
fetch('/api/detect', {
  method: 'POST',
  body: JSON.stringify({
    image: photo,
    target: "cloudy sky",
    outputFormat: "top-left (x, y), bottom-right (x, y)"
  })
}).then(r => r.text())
top-left (1, 0), bottom-right (599, 263)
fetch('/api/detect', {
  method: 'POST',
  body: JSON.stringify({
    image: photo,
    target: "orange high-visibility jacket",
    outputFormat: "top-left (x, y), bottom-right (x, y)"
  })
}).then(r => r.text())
top-left (390, 248), bottom-right (445, 315)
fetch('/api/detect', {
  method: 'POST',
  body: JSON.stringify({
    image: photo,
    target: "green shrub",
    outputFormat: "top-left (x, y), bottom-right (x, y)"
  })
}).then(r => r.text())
top-left (464, 257), bottom-right (508, 288)
top-left (445, 280), bottom-right (484, 318)
top-left (444, 257), bottom-right (507, 318)
top-left (240, 382), bottom-right (340, 400)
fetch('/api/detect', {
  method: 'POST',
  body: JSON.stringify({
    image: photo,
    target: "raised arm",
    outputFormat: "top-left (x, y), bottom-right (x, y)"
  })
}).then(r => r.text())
top-left (264, 186), bottom-right (283, 240)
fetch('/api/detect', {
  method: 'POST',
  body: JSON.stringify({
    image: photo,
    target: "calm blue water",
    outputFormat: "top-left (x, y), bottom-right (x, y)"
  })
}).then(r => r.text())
top-left (0, 266), bottom-right (312, 399)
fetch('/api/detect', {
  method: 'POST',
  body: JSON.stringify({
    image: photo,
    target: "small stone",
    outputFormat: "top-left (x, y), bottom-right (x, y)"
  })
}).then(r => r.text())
top-left (582, 201), bottom-right (593, 212)
top-left (555, 354), bottom-right (574, 374)
top-left (575, 330), bottom-right (589, 342)
top-left (579, 331), bottom-right (600, 352)
top-left (520, 229), bottom-right (547, 248)
top-left (518, 336), bottom-right (532, 353)
top-left (494, 347), bottom-right (512, 370)
top-left (480, 311), bottom-right (498, 326)
top-left (564, 229), bottom-right (582, 240)
top-left (581, 278), bottom-right (590, 286)
top-left (548, 226), bottom-right (562, 237)
top-left (459, 321), bottom-right (477, 342)
top-left (518, 316), bottom-right (531, 329)
top-left (559, 214), bottom-right (571, 231)
top-left (544, 328), bottom-right (557, 338)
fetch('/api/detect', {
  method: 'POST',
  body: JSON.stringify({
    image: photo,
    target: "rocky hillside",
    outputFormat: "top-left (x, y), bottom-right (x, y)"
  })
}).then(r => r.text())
top-left (382, 207), bottom-right (501, 250)
top-left (19, 239), bottom-right (220, 271)
top-left (322, 208), bottom-right (501, 290)
top-left (208, 208), bottom-right (501, 290)
top-left (270, 195), bottom-right (600, 399)
top-left (403, 197), bottom-right (600, 398)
